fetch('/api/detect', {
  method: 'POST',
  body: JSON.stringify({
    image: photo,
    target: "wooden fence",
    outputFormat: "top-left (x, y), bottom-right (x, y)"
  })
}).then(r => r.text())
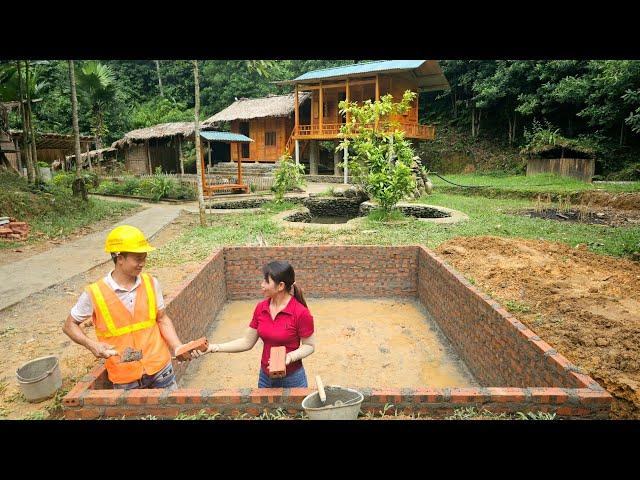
top-left (526, 158), bottom-right (595, 183)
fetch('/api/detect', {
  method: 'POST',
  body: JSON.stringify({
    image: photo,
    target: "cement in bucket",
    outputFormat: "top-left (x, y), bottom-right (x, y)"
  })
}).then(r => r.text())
top-left (16, 355), bottom-right (62, 403)
top-left (301, 386), bottom-right (363, 420)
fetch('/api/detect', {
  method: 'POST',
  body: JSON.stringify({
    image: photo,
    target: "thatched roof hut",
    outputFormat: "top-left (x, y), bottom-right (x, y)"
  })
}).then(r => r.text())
top-left (521, 138), bottom-right (595, 159)
top-left (202, 93), bottom-right (311, 126)
top-left (111, 122), bottom-right (196, 149)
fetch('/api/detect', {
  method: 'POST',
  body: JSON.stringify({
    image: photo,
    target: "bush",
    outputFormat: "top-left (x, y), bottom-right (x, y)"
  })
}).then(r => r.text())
top-left (272, 153), bottom-right (306, 202)
top-left (607, 163), bottom-right (640, 181)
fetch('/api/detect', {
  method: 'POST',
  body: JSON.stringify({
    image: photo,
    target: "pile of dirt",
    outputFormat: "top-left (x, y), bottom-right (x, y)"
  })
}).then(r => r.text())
top-left (518, 207), bottom-right (640, 227)
top-left (577, 191), bottom-right (640, 211)
top-left (436, 236), bottom-right (640, 419)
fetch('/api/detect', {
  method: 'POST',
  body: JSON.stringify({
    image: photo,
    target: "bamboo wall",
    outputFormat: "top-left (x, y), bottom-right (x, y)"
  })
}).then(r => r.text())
top-left (124, 144), bottom-right (149, 174)
top-left (526, 158), bottom-right (595, 183)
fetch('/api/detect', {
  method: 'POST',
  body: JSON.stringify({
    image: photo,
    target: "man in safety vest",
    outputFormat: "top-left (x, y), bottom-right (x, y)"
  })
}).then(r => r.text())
top-left (63, 225), bottom-right (197, 390)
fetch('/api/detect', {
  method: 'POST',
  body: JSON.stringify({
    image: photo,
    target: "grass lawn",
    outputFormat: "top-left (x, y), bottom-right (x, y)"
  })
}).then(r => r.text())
top-left (430, 173), bottom-right (640, 194)
top-left (147, 193), bottom-right (640, 268)
top-left (0, 172), bottom-right (138, 250)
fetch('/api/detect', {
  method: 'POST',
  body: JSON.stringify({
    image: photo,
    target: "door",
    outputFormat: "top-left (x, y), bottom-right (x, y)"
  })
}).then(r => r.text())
top-left (239, 122), bottom-right (250, 159)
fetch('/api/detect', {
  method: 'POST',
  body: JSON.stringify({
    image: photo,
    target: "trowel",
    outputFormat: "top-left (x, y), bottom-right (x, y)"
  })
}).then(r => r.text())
top-left (105, 347), bottom-right (143, 363)
top-left (315, 375), bottom-right (327, 404)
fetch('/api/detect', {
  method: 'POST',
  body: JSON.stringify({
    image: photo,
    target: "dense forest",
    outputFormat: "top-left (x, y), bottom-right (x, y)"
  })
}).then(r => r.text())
top-left (1, 59), bottom-right (639, 177)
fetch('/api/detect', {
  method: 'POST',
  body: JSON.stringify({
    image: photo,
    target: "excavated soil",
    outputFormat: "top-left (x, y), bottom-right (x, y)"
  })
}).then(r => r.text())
top-left (436, 236), bottom-right (640, 419)
top-left (519, 207), bottom-right (640, 227)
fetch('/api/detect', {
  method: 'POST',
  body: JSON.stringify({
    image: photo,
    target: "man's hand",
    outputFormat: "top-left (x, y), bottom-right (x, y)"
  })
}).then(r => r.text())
top-left (89, 341), bottom-right (118, 359)
top-left (203, 343), bottom-right (220, 355)
top-left (285, 353), bottom-right (293, 366)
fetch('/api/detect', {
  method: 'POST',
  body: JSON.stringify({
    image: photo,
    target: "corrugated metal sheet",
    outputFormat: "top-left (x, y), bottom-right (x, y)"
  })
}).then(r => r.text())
top-left (200, 131), bottom-right (253, 143)
top-left (294, 60), bottom-right (427, 81)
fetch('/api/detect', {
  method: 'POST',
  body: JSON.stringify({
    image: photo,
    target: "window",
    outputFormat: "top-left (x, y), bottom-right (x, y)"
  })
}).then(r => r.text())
top-left (265, 131), bottom-right (276, 146)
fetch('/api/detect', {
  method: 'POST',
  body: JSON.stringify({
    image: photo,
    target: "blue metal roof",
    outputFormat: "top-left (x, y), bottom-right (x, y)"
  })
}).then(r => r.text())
top-left (200, 131), bottom-right (253, 143)
top-left (294, 60), bottom-right (427, 82)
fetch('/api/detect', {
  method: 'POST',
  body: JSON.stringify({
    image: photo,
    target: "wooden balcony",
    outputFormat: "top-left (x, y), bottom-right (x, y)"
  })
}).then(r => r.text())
top-left (292, 122), bottom-right (435, 140)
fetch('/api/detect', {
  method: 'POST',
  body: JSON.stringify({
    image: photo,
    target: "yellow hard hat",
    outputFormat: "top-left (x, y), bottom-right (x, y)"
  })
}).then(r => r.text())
top-left (104, 225), bottom-right (156, 253)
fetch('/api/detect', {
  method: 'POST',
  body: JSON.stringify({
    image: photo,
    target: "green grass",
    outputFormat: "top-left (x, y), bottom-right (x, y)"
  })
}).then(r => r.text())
top-left (145, 191), bottom-right (639, 267)
top-left (0, 172), bottom-right (138, 250)
top-left (431, 173), bottom-right (640, 195)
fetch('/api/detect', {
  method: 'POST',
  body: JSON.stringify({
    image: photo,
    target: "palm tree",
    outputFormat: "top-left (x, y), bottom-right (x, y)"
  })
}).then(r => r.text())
top-left (68, 60), bottom-right (87, 200)
top-left (75, 61), bottom-right (116, 151)
top-left (193, 60), bottom-right (207, 226)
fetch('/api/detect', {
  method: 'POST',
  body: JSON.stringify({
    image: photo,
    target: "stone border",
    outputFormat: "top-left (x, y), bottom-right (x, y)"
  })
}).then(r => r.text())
top-left (274, 207), bottom-right (366, 231)
top-left (360, 201), bottom-right (469, 224)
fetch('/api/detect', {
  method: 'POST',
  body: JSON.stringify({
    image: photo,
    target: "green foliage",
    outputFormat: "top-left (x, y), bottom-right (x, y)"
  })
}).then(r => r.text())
top-left (175, 409), bottom-right (221, 420)
top-left (338, 90), bottom-right (417, 211)
top-left (93, 172), bottom-right (195, 201)
top-left (22, 411), bottom-right (47, 420)
top-left (261, 200), bottom-right (296, 213)
top-left (272, 153), bottom-right (306, 202)
top-left (366, 208), bottom-right (408, 223)
top-left (130, 97), bottom-right (194, 129)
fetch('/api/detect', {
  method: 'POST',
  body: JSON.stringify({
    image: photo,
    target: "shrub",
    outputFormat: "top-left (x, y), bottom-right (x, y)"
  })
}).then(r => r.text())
top-left (272, 153), bottom-right (306, 202)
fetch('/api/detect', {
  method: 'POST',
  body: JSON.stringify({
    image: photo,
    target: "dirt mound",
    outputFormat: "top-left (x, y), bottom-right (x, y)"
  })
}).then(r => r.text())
top-left (519, 207), bottom-right (640, 227)
top-left (577, 191), bottom-right (640, 211)
top-left (435, 236), bottom-right (640, 419)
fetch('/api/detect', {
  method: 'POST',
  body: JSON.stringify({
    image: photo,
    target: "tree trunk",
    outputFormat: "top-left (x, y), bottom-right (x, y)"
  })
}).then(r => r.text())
top-left (155, 60), bottom-right (164, 97)
top-left (193, 60), bottom-right (207, 227)
top-left (25, 61), bottom-right (41, 183)
top-left (16, 61), bottom-right (34, 183)
top-left (507, 114), bottom-right (512, 144)
top-left (68, 60), bottom-right (87, 200)
top-left (513, 111), bottom-right (517, 143)
top-left (471, 105), bottom-right (475, 138)
top-left (477, 109), bottom-right (482, 136)
top-left (620, 120), bottom-right (625, 147)
top-left (178, 135), bottom-right (184, 175)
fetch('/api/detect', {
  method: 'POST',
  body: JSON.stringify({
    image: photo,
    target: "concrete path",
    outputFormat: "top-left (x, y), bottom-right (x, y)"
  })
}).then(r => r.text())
top-left (0, 203), bottom-right (183, 311)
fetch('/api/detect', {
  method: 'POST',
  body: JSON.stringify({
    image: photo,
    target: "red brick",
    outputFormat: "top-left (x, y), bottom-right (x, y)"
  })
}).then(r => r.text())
top-left (371, 389), bottom-right (402, 404)
top-left (578, 391), bottom-right (612, 405)
top-left (175, 337), bottom-right (209, 361)
top-left (529, 387), bottom-right (569, 403)
top-left (250, 388), bottom-right (283, 403)
top-left (450, 388), bottom-right (485, 403)
top-left (83, 389), bottom-right (124, 406)
top-left (268, 346), bottom-right (286, 378)
top-left (286, 388), bottom-right (313, 402)
top-left (204, 389), bottom-right (243, 404)
top-left (486, 388), bottom-right (527, 403)
top-left (64, 408), bottom-right (103, 420)
top-left (122, 389), bottom-right (163, 405)
top-left (167, 389), bottom-right (202, 405)
top-left (569, 372), bottom-right (597, 387)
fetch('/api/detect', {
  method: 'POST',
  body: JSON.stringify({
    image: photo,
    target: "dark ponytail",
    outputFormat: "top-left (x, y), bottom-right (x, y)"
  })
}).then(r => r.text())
top-left (262, 260), bottom-right (308, 308)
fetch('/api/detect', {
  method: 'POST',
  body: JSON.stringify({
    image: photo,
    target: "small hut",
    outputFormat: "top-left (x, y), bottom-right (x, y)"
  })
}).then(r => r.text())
top-left (8, 129), bottom-right (94, 172)
top-left (64, 147), bottom-right (118, 172)
top-left (522, 139), bottom-right (596, 183)
top-left (111, 122), bottom-right (197, 175)
top-left (202, 93), bottom-right (311, 163)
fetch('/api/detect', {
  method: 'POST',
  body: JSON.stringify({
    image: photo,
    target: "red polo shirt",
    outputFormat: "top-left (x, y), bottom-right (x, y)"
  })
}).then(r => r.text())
top-left (249, 296), bottom-right (314, 376)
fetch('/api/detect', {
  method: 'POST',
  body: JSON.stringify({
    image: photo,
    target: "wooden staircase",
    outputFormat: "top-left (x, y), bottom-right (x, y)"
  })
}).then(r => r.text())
top-left (283, 130), bottom-right (309, 159)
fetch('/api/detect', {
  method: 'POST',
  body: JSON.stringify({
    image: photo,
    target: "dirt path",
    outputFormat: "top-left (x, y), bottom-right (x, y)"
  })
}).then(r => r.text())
top-left (435, 236), bottom-right (640, 419)
top-left (0, 211), bottom-right (200, 419)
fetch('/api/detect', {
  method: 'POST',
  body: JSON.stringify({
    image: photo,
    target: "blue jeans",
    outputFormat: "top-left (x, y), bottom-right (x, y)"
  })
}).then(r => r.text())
top-left (258, 366), bottom-right (308, 388)
top-left (112, 361), bottom-right (178, 390)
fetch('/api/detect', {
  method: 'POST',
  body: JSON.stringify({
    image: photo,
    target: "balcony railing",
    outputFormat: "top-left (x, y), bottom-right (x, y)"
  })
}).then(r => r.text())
top-left (294, 122), bottom-right (435, 140)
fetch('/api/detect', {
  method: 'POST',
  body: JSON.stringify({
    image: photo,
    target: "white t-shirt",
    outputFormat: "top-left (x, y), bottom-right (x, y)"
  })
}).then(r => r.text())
top-left (70, 270), bottom-right (165, 324)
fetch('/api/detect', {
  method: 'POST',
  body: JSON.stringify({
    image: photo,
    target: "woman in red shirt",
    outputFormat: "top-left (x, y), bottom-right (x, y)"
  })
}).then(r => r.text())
top-left (198, 261), bottom-right (315, 388)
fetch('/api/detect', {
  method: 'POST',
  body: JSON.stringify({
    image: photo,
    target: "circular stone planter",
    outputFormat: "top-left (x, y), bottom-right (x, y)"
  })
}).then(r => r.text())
top-left (359, 201), bottom-right (469, 224)
top-left (275, 207), bottom-right (365, 231)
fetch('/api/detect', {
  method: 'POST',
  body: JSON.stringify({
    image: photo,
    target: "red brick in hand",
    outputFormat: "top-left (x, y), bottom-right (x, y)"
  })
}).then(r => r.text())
top-left (268, 346), bottom-right (287, 379)
top-left (175, 337), bottom-right (209, 361)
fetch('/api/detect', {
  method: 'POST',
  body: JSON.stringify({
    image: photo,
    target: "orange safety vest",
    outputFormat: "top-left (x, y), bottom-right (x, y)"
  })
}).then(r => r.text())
top-left (86, 273), bottom-right (171, 384)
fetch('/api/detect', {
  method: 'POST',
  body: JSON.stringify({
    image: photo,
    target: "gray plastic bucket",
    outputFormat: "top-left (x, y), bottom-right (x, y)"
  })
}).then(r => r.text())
top-left (301, 386), bottom-right (364, 420)
top-left (16, 355), bottom-right (62, 403)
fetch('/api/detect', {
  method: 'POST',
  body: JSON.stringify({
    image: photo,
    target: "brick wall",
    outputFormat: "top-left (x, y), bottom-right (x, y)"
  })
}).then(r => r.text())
top-left (417, 246), bottom-right (582, 388)
top-left (165, 249), bottom-right (227, 380)
top-left (223, 246), bottom-right (418, 300)
top-left (63, 245), bottom-right (611, 419)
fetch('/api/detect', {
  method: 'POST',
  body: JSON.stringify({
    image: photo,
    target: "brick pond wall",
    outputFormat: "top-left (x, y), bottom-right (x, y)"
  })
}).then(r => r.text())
top-left (63, 245), bottom-right (611, 419)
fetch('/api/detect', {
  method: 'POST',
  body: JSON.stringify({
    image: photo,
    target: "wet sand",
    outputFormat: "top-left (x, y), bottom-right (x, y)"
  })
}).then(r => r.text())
top-left (180, 298), bottom-right (478, 389)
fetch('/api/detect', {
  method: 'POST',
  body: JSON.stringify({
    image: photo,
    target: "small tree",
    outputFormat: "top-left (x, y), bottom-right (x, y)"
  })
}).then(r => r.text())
top-left (337, 90), bottom-right (417, 212)
top-left (272, 152), bottom-right (305, 202)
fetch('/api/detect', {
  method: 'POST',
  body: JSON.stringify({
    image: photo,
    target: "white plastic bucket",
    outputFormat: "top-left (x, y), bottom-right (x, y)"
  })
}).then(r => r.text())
top-left (16, 355), bottom-right (62, 403)
top-left (301, 386), bottom-right (364, 420)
